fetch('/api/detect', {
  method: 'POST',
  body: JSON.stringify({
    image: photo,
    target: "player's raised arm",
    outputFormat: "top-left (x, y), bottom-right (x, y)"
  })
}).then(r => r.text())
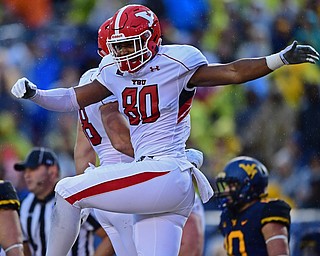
top-left (11, 78), bottom-right (112, 111)
top-left (189, 41), bottom-right (319, 87)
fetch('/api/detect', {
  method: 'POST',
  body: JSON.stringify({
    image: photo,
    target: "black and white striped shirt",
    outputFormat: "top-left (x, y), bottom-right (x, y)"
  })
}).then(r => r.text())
top-left (20, 191), bottom-right (101, 256)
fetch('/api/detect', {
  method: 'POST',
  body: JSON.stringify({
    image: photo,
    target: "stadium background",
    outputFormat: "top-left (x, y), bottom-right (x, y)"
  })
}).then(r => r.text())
top-left (0, 0), bottom-right (320, 255)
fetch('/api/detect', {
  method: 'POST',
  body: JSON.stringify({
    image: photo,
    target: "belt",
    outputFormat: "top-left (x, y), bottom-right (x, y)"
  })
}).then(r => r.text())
top-left (137, 156), bottom-right (154, 162)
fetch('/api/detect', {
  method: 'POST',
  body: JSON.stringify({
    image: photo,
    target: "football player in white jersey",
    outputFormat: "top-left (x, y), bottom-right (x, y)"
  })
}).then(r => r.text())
top-left (75, 69), bottom-right (136, 256)
top-left (73, 20), bottom-right (206, 256)
top-left (11, 4), bottom-right (319, 256)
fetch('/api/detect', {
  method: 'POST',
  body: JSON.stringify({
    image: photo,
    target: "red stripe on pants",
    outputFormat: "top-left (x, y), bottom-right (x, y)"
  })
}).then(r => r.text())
top-left (65, 171), bottom-right (170, 204)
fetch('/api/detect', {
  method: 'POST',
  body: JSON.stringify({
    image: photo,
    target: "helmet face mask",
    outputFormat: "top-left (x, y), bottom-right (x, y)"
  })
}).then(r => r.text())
top-left (214, 156), bottom-right (269, 211)
top-left (107, 30), bottom-right (153, 72)
top-left (107, 4), bottom-right (162, 73)
top-left (215, 175), bottom-right (250, 209)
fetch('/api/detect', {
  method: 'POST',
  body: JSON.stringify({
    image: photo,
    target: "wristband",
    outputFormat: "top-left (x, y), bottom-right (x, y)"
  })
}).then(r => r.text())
top-left (265, 234), bottom-right (287, 244)
top-left (265, 53), bottom-right (285, 70)
top-left (4, 243), bottom-right (23, 253)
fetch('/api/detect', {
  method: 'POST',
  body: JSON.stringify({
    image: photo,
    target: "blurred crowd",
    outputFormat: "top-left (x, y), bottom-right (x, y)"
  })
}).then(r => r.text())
top-left (1, 0), bottom-right (320, 210)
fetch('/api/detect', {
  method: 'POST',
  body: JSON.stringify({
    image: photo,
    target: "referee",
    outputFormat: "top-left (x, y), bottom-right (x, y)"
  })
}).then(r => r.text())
top-left (14, 147), bottom-right (110, 256)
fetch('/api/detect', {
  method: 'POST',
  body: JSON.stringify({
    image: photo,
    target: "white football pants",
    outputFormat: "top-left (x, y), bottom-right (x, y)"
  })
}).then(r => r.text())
top-left (46, 157), bottom-right (195, 256)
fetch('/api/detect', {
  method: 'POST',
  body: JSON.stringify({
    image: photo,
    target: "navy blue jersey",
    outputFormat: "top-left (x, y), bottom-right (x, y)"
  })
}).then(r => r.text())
top-left (219, 198), bottom-right (291, 256)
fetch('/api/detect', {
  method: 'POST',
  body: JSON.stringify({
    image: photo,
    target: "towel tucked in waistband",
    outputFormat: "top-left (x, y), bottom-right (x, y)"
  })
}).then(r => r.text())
top-left (190, 167), bottom-right (214, 203)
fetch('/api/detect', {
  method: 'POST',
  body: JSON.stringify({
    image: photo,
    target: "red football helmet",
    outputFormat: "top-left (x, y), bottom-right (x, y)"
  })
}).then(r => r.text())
top-left (107, 4), bottom-right (162, 73)
top-left (97, 17), bottom-right (111, 57)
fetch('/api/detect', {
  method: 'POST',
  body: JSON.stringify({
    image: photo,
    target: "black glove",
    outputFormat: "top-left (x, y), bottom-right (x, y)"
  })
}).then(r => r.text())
top-left (23, 80), bottom-right (37, 98)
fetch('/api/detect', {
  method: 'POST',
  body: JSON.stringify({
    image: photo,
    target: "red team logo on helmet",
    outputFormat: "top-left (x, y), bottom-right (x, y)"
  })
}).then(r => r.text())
top-left (106, 4), bottom-right (162, 73)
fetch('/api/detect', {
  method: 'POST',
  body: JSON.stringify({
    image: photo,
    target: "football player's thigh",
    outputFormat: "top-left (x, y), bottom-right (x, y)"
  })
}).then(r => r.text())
top-left (134, 213), bottom-right (188, 256)
top-left (81, 168), bottom-right (194, 214)
top-left (94, 210), bottom-right (135, 256)
top-left (56, 160), bottom-right (194, 214)
top-left (94, 209), bottom-right (133, 231)
top-left (96, 211), bottom-right (136, 255)
top-left (94, 209), bottom-right (135, 248)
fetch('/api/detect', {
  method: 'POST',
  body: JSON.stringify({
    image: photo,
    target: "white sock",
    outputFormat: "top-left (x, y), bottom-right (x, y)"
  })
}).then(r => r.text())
top-left (46, 194), bottom-right (81, 256)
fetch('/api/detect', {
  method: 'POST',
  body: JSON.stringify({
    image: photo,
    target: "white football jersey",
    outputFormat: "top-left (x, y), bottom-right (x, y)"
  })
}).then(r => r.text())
top-left (78, 69), bottom-right (133, 165)
top-left (97, 45), bottom-right (208, 160)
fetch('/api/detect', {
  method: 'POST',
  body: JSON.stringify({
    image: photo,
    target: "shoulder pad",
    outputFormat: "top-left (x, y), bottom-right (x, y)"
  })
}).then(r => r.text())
top-left (261, 199), bottom-right (291, 227)
top-left (0, 180), bottom-right (20, 211)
